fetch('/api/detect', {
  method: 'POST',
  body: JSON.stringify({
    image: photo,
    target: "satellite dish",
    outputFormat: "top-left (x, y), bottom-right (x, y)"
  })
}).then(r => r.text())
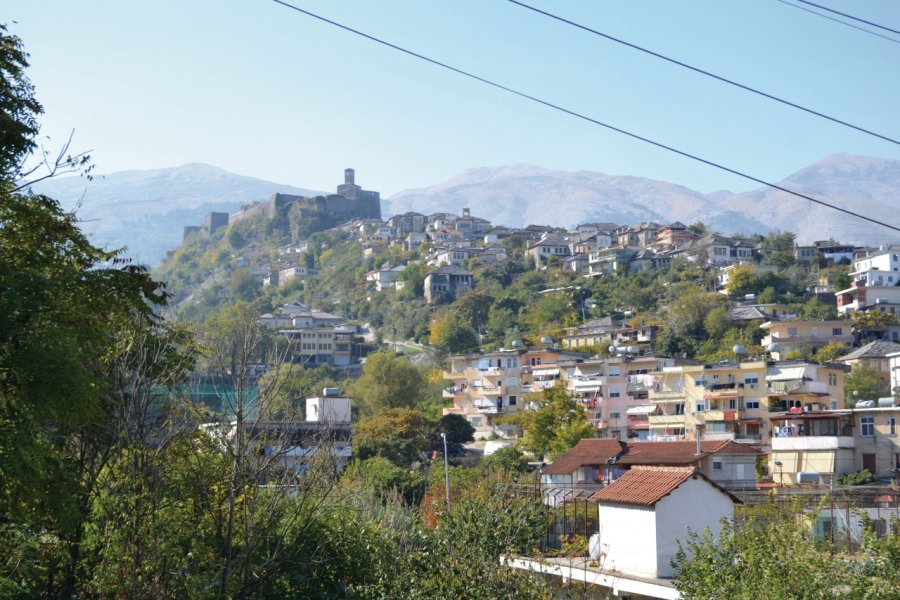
top-left (626, 345), bottom-right (640, 355)
top-left (511, 340), bottom-right (524, 348)
top-left (733, 344), bottom-right (747, 356)
top-left (540, 337), bottom-right (554, 346)
top-left (608, 345), bottom-right (619, 355)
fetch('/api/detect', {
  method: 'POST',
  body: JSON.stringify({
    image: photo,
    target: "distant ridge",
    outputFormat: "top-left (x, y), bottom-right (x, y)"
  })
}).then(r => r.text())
top-left (28, 154), bottom-right (900, 266)
top-left (30, 163), bottom-right (322, 265)
top-left (385, 153), bottom-right (900, 245)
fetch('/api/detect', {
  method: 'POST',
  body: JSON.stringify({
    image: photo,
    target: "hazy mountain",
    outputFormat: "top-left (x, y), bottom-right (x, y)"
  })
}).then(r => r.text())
top-left (30, 163), bottom-right (321, 265)
top-left (28, 154), bottom-right (899, 266)
top-left (386, 155), bottom-right (900, 245)
top-left (718, 153), bottom-right (900, 246)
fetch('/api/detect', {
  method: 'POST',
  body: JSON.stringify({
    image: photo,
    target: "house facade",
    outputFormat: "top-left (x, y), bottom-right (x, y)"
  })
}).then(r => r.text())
top-left (760, 319), bottom-right (854, 359)
top-left (590, 466), bottom-right (738, 579)
top-left (423, 265), bottom-right (473, 303)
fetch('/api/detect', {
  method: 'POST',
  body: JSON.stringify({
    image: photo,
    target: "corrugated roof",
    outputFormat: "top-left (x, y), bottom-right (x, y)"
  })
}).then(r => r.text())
top-left (589, 466), bottom-right (696, 506)
top-left (541, 439), bottom-right (627, 475)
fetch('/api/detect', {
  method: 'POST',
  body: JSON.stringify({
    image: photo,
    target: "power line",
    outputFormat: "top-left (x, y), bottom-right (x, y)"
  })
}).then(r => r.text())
top-left (268, 0), bottom-right (900, 235)
top-left (795, 0), bottom-right (900, 36)
top-left (507, 0), bottom-right (900, 147)
top-left (775, 0), bottom-right (900, 46)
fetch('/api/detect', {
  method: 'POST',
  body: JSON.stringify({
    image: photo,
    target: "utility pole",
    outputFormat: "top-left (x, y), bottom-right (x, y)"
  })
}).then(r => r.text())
top-left (441, 432), bottom-right (451, 509)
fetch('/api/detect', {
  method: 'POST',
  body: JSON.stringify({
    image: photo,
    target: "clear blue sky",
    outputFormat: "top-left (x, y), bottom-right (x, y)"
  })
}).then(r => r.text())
top-left (8, 0), bottom-right (900, 196)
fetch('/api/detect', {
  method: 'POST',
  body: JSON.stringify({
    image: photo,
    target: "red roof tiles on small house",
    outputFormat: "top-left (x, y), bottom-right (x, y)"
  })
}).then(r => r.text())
top-left (541, 439), bottom-right (627, 475)
top-left (589, 465), bottom-right (741, 507)
top-left (590, 466), bottom-right (697, 506)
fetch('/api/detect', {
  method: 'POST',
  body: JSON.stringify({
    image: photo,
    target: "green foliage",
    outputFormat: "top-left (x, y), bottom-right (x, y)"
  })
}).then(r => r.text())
top-left (727, 264), bottom-right (758, 296)
top-left (0, 24), bottom-right (43, 181)
top-left (814, 341), bottom-right (850, 363)
top-left (837, 468), bottom-right (875, 485)
top-left (428, 311), bottom-right (479, 356)
top-left (512, 384), bottom-right (595, 461)
top-left (341, 456), bottom-right (426, 505)
top-left (675, 500), bottom-right (900, 599)
top-left (351, 351), bottom-right (425, 414)
top-left (798, 297), bottom-right (838, 320)
top-left (845, 364), bottom-right (888, 405)
top-left (437, 413), bottom-right (475, 446)
top-left (480, 446), bottom-right (530, 476)
top-left (354, 408), bottom-right (429, 467)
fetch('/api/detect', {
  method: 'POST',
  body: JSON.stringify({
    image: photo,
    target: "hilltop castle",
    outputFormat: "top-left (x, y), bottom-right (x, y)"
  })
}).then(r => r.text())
top-left (183, 168), bottom-right (382, 242)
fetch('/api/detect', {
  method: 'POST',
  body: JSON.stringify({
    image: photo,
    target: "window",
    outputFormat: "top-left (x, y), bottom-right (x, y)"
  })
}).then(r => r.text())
top-left (696, 402), bottom-right (706, 412)
top-left (745, 399), bottom-right (760, 409)
top-left (891, 417), bottom-right (896, 436)
top-left (609, 412), bottom-right (621, 420)
top-left (530, 357), bottom-right (542, 366)
top-left (712, 459), bottom-right (724, 471)
top-left (508, 395), bottom-right (517, 406)
top-left (609, 391), bottom-right (620, 398)
top-left (728, 398), bottom-right (737, 410)
top-left (828, 373), bottom-right (837, 386)
top-left (861, 417), bottom-right (875, 437)
top-left (832, 328), bottom-right (843, 336)
top-left (674, 403), bottom-right (685, 415)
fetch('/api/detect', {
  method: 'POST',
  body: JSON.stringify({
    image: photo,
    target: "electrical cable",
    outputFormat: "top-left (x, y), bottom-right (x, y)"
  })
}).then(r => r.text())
top-left (268, 0), bottom-right (900, 234)
top-left (774, 0), bottom-right (900, 46)
top-left (507, 0), bottom-right (900, 147)
top-left (795, 0), bottom-right (900, 36)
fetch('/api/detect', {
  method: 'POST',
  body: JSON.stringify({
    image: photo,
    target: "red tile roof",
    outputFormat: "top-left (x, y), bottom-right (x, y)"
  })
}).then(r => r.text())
top-left (590, 466), bottom-right (697, 506)
top-left (617, 440), bottom-right (759, 466)
top-left (541, 439), bottom-right (627, 475)
top-left (543, 439), bottom-right (760, 476)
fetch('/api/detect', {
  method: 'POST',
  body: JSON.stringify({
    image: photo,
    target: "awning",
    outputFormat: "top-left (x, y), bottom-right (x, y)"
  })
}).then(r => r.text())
top-left (533, 368), bottom-right (560, 377)
top-left (626, 405), bottom-right (657, 415)
top-left (767, 366), bottom-right (808, 382)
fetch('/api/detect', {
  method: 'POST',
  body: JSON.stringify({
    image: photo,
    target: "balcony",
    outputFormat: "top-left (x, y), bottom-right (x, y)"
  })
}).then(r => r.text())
top-left (477, 382), bottom-right (503, 395)
top-left (768, 380), bottom-right (829, 396)
top-left (442, 385), bottom-right (467, 399)
top-left (443, 370), bottom-right (468, 380)
top-left (649, 413), bottom-right (687, 427)
top-left (650, 387), bottom-right (685, 401)
top-left (771, 436), bottom-right (855, 451)
top-left (473, 398), bottom-right (500, 414)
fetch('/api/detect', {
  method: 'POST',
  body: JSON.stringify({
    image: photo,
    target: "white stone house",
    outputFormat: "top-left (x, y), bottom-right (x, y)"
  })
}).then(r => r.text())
top-left (589, 466), bottom-right (739, 579)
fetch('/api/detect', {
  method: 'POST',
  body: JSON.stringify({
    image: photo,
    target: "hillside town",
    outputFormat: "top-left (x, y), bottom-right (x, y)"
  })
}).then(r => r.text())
top-left (6, 13), bottom-right (900, 599)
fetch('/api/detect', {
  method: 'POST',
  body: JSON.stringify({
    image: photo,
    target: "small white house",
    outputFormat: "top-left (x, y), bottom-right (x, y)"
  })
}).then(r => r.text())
top-left (590, 466), bottom-right (738, 579)
top-left (306, 391), bottom-right (351, 425)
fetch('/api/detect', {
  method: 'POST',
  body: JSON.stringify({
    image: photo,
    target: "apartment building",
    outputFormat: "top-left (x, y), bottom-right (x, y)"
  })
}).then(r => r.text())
top-left (769, 403), bottom-right (900, 485)
top-left (442, 349), bottom-right (525, 431)
top-left (566, 355), bottom-right (674, 441)
top-left (760, 319), bottom-right (853, 360)
top-left (648, 360), bottom-right (847, 450)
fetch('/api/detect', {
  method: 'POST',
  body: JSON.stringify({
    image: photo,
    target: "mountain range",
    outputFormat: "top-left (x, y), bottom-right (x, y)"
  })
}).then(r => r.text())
top-left (30, 153), bottom-right (900, 265)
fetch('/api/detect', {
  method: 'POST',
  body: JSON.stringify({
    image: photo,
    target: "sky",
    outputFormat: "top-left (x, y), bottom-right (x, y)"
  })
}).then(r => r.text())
top-left (7, 0), bottom-right (900, 197)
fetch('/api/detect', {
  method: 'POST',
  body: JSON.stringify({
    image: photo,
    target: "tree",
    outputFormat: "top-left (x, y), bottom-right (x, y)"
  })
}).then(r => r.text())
top-left (0, 24), bottom-right (41, 181)
top-left (845, 364), bottom-right (888, 405)
top-left (429, 312), bottom-right (479, 356)
top-left (813, 341), bottom-right (849, 363)
top-left (351, 351), bottom-right (425, 414)
top-left (513, 384), bottom-right (595, 461)
top-left (353, 408), bottom-right (429, 467)
top-left (436, 413), bottom-right (475, 447)
top-left (799, 297), bottom-right (838, 320)
top-left (727, 264), bottom-right (758, 296)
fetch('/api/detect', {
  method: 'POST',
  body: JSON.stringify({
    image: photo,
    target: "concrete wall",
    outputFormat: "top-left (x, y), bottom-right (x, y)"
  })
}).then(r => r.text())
top-left (655, 477), bottom-right (733, 578)
top-left (597, 503), bottom-right (657, 578)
